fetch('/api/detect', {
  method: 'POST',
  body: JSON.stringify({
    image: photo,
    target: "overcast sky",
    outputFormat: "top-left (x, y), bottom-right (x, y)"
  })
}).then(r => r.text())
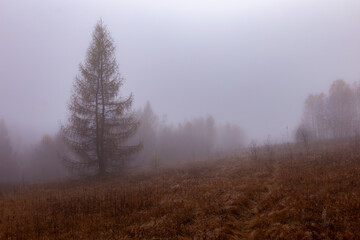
top-left (1, 0), bottom-right (360, 143)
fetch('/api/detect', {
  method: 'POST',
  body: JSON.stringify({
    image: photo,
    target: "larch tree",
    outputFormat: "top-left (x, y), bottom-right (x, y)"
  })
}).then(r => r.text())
top-left (61, 20), bottom-right (141, 175)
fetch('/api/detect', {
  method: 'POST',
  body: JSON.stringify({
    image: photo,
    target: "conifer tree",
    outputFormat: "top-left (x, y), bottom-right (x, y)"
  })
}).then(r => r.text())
top-left (61, 20), bottom-right (141, 175)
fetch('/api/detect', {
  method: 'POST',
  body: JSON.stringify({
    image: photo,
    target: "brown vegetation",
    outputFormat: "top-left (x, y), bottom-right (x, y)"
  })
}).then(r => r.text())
top-left (1, 141), bottom-right (360, 239)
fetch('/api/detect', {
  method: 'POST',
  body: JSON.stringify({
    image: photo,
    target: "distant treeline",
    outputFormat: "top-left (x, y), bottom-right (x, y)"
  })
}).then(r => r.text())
top-left (296, 79), bottom-right (360, 143)
top-left (129, 101), bottom-right (245, 165)
top-left (0, 102), bottom-right (244, 182)
top-left (0, 120), bottom-right (67, 182)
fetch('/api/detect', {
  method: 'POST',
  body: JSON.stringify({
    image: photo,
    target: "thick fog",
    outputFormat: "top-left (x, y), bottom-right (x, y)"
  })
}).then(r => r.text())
top-left (1, 1), bottom-right (360, 149)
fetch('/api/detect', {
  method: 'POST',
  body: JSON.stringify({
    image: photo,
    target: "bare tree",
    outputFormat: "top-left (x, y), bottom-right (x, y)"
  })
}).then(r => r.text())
top-left (298, 79), bottom-right (360, 142)
top-left (327, 79), bottom-right (356, 138)
top-left (302, 93), bottom-right (326, 139)
top-left (0, 119), bottom-right (12, 161)
top-left (249, 140), bottom-right (258, 161)
top-left (295, 124), bottom-right (311, 154)
top-left (263, 136), bottom-right (275, 161)
top-left (61, 20), bottom-right (141, 175)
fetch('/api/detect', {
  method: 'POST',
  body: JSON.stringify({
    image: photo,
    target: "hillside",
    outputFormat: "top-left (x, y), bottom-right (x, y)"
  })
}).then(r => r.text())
top-left (1, 142), bottom-right (360, 239)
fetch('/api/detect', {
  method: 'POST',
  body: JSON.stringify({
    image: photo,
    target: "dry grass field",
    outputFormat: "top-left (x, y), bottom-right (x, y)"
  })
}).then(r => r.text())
top-left (1, 141), bottom-right (360, 239)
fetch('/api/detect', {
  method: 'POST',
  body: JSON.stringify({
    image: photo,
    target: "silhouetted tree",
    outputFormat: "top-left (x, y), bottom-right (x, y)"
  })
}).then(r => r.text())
top-left (295, 124), bottom-right (312, 153)
top-left (327, 79), bottom-right (355, 138)
top-left (249, 140), bottom-right (258, 161)
top-left (355, 82), bottom-right (360, 134)
top-left (0, 119), bottom-right (12, 161)
top-left (0, 119), bottom-right (17, 182)
top-left (302, 93), bottom-right (326, 139)
top-left (204, 116), bottom-right (216, 155)
top-left (28, 135), bottom-right (67, 181)
top-left (217, 123), bottom-right (244, 153)
top-left (61, 20), bottom-right (141, 175)
top-left (263, 136), bottom-right (275, 161)
top-left (131, 101), bottom-right (158, 164)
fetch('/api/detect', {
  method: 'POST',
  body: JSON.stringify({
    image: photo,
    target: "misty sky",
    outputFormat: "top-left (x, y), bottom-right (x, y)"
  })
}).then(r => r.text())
top-left (1, 0), bottom-right (360, 143)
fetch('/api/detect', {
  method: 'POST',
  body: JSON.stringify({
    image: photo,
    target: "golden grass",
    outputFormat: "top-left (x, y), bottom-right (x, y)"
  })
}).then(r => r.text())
top-left (1, 142), bottom-right (360, 239)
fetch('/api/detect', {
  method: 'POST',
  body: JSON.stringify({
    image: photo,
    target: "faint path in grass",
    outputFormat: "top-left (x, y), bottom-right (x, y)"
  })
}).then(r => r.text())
top-left (234, 158), bottom-right (280, 239)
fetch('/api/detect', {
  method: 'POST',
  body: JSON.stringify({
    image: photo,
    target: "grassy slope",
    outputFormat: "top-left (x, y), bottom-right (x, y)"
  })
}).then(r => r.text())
top-left (1, 142), bottom-right (360, 239)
